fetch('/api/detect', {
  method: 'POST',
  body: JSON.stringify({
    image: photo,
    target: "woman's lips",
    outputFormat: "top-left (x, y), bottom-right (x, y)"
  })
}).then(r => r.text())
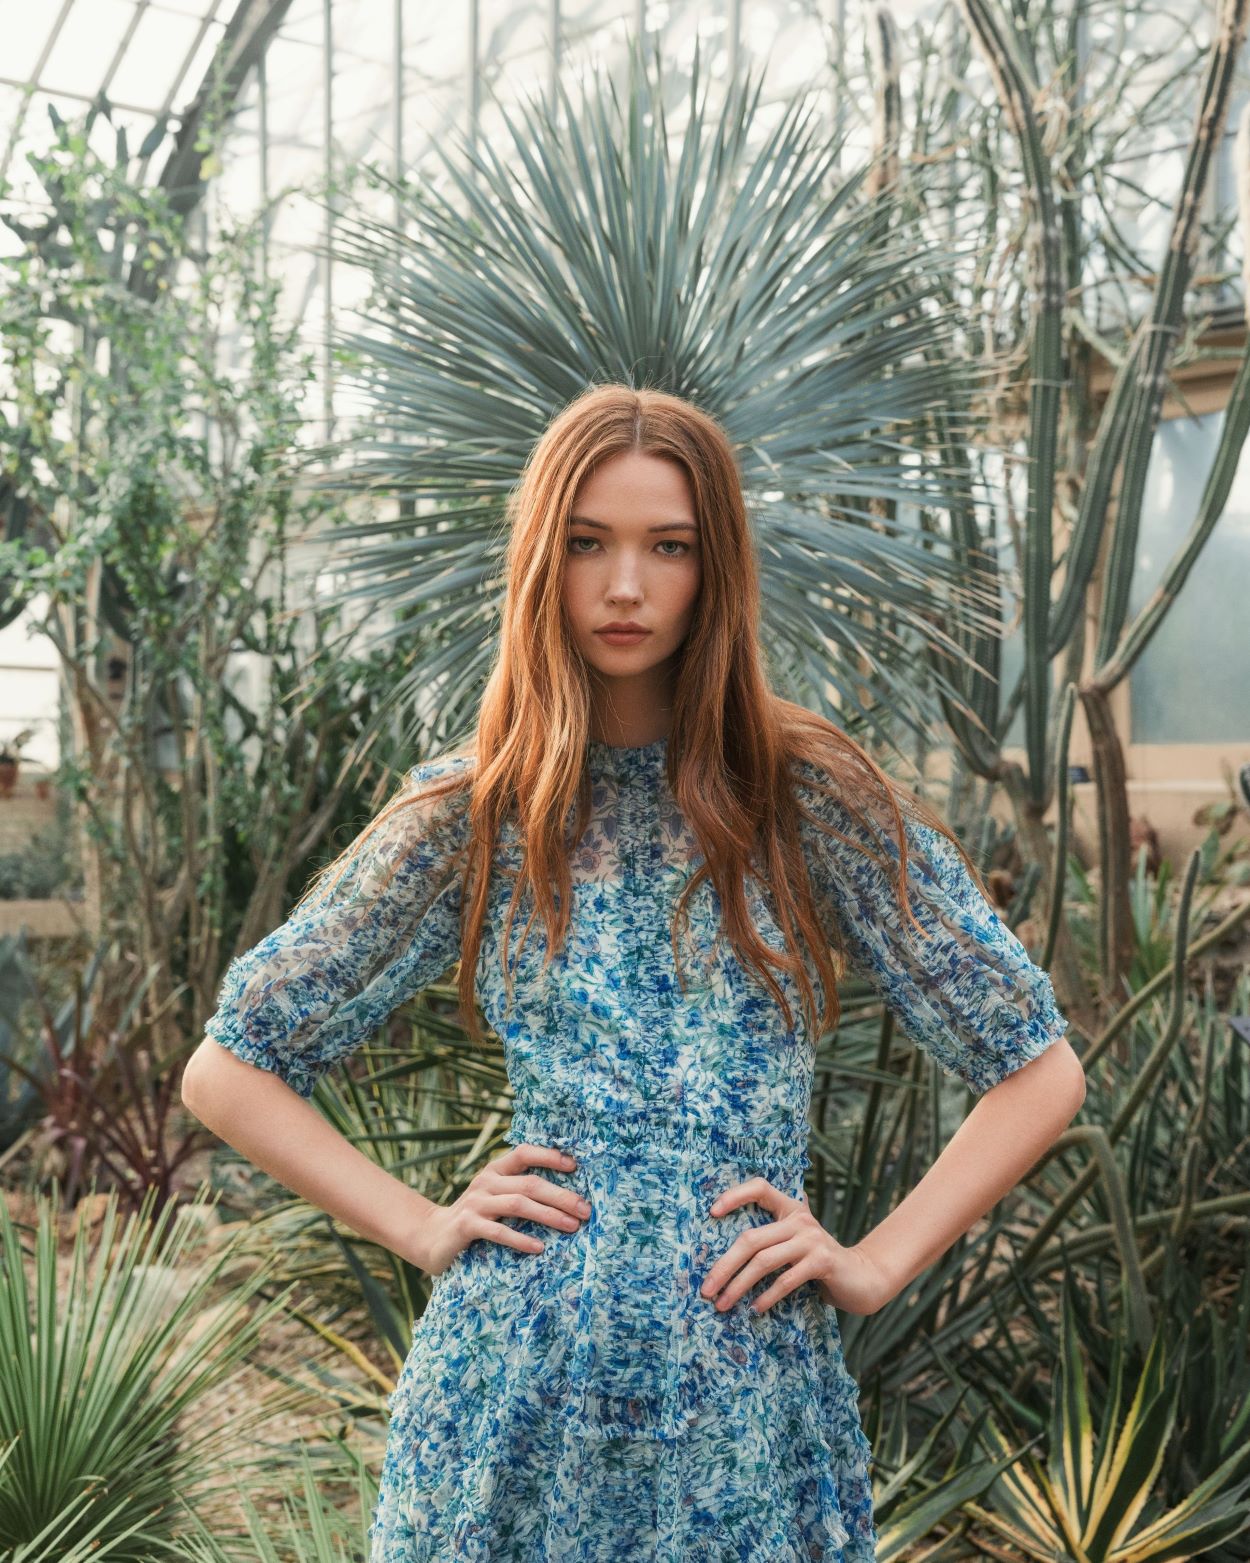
top-left (595, 629), bottom-right (651, 644)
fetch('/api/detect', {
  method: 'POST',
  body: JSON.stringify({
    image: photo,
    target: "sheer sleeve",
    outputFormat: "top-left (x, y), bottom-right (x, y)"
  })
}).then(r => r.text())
top-left (795, 763), bottom-right (1069, 1095)
top-left (202, 754), bottom-right (474, 1099)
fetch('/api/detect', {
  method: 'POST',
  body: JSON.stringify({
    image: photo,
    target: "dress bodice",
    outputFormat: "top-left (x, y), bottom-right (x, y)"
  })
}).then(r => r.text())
top-left (204, 731), bottom-right (1069, 1156)
top-left (479, 734), bottom-right (817, 1190)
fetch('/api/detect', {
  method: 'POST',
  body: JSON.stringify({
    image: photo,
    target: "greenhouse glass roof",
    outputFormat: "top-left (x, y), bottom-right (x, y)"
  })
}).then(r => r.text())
top-left (1, 1), bottom-right (235, 190)
top-left (4, 0), bottom-right (1235, 429)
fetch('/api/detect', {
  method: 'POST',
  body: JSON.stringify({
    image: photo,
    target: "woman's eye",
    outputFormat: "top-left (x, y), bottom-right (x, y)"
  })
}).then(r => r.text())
top-left (566, 537), bottom-right (691, 556)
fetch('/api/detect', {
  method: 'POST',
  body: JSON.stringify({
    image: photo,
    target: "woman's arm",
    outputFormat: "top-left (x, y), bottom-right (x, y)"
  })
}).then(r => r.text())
top-left (182, 1043), bottom-right (592, 1279)
top-left (199, 757), bottom-right (473, 1103)
top-left (180, 756), bottom-right (473, 1263)
top-left (851, 1037), bottom-right (1086, 1303)
top-left (700, 1039), bottom-right (1084, 1317)
top-left (696, 769), bottom-right (1088, 1316)
top-left (181, 1040), bottom-right (436, 1263)
top-left (703, 1044), bottom-right (1081, 1312)
top-left (795, 770), bottom-right (1073, 1096)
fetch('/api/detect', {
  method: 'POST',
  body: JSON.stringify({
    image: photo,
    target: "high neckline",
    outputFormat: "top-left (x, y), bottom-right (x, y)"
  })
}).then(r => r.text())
top-left (585, 734), bottom-right (669, 776)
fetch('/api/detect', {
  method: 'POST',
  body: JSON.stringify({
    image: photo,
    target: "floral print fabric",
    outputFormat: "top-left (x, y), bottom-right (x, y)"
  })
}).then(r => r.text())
top-left (792, 758), bottom-right (1071, 1096)
top-left (204, 735), bottom-right (1069, 1560)
top-left (204, 756), bottom-right (471, 1103)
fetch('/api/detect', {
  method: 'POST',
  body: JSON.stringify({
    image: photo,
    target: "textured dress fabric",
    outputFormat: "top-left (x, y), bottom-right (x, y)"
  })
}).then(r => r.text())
top-left (204, 735), bottom-right (1071, 1561)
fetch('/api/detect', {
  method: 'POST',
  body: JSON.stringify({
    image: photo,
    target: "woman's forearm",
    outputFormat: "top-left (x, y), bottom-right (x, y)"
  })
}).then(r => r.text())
top-left (181, 1039), bottom-right (438, 1266)
top-left (852, 1038), bottom-right (1086, 1302)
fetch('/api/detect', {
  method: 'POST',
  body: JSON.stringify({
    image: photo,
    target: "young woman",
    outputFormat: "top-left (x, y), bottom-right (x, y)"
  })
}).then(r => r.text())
top-left (182, 383), bottom-right (1085, 1562)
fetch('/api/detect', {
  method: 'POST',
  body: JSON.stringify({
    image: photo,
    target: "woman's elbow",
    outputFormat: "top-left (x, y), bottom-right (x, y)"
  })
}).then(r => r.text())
top-left (180, 1038), bottom-right (238, 1117)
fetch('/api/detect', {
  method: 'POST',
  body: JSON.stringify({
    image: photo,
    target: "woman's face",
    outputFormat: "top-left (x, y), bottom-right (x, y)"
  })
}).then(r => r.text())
top-left (561, 450), bottom-right (702, 697)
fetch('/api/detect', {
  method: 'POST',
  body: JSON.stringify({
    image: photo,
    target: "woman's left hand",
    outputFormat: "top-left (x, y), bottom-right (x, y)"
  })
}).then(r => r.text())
top-left (700, 1179), bottom-right (895, 1316)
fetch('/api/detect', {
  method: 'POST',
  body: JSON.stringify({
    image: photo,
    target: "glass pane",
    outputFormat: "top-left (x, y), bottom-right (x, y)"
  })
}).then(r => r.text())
top-left (0, 2), bottom-right (68, 82)
top-left (106, 5), bottom-right (205, 110)
top-left (43, 0), bottom-right (138, 99)
top-left (1128, 411), bottom-right (1250, 743)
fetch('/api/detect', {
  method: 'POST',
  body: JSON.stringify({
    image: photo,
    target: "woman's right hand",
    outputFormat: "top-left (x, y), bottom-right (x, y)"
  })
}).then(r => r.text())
top-left (417, 1142), bottom-right (592, 1277)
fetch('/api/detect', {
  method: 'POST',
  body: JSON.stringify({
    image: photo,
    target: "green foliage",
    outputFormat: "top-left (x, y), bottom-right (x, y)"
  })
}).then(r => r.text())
top-left (964, 1270), bottom-right (1250, 1560)
top-left (2, 29), bottom-right (1248, 1560)
top-left (0, 819), bottom-right (79, 900)
top-left (0, 105), bottom-right (433, 1213)
top-left (173, 1443), bottom-right (379, 1563)
top-left (817, 936), bottom-right (1250, 1553)
top-left (0, 1182), bottom-right (307, 1559)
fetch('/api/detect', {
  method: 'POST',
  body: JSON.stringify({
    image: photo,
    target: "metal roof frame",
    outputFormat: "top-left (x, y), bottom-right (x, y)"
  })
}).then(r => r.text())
top-left (0, 0), bottom-right (290, 205)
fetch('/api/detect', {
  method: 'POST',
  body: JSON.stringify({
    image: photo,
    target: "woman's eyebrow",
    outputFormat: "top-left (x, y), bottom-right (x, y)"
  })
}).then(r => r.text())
top-left (569, 515), bottom-right (698, 533)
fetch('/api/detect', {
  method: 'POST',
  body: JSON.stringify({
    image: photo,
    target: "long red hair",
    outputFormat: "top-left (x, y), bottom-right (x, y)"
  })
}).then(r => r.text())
top-left (302, 382), bottom-right (985, 1044)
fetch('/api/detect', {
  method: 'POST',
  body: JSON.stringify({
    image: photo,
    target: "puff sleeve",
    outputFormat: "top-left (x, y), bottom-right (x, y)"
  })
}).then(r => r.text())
top-left (796, 764), bottom-right (1069, 1095)
top-left (202, 755), bottom-right (473, 1099)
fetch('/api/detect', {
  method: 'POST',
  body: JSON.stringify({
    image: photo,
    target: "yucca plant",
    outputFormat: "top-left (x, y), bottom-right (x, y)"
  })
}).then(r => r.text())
top-left (0, 1180), bottom-right (328, 1559)
top-left (173, 1440), bottom-right (378, 1563)
top-left (322, 33), bottom-right (998, 767)
top-left (316, 7), bottom-right (1250, 1020)
top-left (1, 1423), bottom-right (186, 1562)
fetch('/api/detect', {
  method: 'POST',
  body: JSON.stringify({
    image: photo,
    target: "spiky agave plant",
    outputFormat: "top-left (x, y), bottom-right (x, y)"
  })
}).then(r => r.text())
top-left (0, 1181), bottom-right (319, 1559)
top-left (320, 32), bottom-right (1000, 762)
top-left (967, 1270), bottom-right (1250, 1559)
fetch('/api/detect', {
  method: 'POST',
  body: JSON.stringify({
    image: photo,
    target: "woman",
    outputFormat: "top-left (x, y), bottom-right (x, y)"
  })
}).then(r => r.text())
top-left (182, 383), bottom-right (1085, 1561)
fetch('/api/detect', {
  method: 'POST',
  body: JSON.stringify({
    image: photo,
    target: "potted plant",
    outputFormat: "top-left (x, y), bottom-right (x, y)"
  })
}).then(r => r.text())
top-left (0, 728), bottom-right (36, 798)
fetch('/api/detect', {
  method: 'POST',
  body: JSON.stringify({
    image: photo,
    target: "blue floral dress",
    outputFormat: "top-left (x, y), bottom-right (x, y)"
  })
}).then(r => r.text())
top-left (203, 734), bottom-right (1070, 1562)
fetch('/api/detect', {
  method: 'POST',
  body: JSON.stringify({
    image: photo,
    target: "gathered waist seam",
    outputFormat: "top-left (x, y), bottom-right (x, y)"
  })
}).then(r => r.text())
top-left (504, 1099), bottom-right (810, 1184)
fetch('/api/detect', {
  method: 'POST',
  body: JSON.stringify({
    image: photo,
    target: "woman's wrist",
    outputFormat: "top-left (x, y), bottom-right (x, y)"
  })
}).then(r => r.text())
top-left (847, 1230), bottom-right (909, 1308)
top-left (386, 1186), bottom-right (443, 1270)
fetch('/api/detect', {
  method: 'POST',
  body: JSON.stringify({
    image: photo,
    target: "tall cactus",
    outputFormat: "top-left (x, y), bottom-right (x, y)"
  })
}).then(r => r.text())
top-left (945, 0), bottom-right (1250, 1007)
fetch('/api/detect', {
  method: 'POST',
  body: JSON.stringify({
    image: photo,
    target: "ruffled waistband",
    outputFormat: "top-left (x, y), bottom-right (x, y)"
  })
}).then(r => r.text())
top-left (505, 1097), bottom-right (811, 1184)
